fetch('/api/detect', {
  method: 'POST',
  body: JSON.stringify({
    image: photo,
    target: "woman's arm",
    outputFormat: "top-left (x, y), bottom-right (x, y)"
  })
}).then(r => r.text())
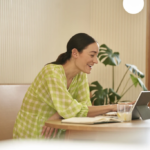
top-left (46, 104), bottom-right (117, 120)
top-left (46, 101), bottom-right (134, 120)
top-left (47, 112), bottom-right (62, 120)
top-left (87, 105), bottom-right (117, 117)
top-left (41, 112), bottom-right (62, 138)
top-left (87, 101), bottom-right (135, 117)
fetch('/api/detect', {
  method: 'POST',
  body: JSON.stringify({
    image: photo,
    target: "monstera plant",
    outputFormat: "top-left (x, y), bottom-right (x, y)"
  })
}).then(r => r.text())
top-left (90, 44), bottom-right (147, 105)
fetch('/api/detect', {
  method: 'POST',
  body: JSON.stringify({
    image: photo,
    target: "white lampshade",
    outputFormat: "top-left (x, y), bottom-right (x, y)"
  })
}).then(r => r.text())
top-left (123, 0), bottom-right (144, 14)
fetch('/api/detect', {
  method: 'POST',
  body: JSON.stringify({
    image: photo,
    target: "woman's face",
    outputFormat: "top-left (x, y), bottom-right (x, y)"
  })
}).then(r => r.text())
top-left (75, 42), bottom-right (99, 74)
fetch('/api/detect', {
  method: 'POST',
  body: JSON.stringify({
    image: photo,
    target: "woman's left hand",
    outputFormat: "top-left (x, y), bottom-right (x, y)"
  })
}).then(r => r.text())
top-left (41, 126), bottom-right (58, 138)
top-left (41, 112), bottom-right (62, 139)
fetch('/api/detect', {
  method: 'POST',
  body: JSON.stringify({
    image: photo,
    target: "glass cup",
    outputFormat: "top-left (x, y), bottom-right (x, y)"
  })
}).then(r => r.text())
top-left (117, 103), bottom-right (133, 122)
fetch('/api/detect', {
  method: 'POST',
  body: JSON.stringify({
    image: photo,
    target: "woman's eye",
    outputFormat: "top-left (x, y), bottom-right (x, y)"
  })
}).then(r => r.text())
top-left (91, 55), bottom-right (94, 57)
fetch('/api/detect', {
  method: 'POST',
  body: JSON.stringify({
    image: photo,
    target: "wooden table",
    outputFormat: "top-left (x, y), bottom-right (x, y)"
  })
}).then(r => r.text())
top-left (45, 119), bottom-right (150, 144)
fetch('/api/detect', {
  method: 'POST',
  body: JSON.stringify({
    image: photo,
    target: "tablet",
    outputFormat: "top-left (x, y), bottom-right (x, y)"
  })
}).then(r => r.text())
top-left (132, 91), bottom-right (150, 120)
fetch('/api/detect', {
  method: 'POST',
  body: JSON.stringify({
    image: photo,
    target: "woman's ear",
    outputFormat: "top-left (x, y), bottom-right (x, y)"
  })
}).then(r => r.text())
top-left (72, 48), bottom-right (79, 58)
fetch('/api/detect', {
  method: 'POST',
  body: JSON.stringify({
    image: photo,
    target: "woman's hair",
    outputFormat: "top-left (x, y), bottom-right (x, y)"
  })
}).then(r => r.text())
top-left (46, 33), bottom-right (96, 65)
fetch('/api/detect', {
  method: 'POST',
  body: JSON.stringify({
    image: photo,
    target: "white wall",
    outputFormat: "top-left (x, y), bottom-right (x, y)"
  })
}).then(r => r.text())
top-left (89, 0), bottom-right (147, 101)
top-left (0, 0), bottom-right (147, 101)
top-left (0, 0), bottom-right (91, 83)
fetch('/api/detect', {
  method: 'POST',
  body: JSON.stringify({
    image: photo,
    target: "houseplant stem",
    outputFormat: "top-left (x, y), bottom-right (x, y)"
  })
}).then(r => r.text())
top-left (121, 83), bottom-right (134, 98)
top-left (121, 77), bottom-right (130, 95)
top-left (112, 66), bottom-right (114, 89)
top-left (116, 68), bottom-right (129, 93)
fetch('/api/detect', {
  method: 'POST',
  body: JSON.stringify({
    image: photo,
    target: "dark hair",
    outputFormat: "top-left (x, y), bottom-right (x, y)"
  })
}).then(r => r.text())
top-left (46, 33), bottom-right (96, 65)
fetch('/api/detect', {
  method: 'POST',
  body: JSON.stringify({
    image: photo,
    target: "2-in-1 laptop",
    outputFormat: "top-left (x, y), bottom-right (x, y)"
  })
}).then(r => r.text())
top-left (132, 91), bottom-right (150, 120)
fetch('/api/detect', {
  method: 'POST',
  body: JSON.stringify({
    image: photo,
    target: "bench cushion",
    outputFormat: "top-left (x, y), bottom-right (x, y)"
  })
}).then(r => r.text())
top-left (0, 84), bottom-right (30, 140)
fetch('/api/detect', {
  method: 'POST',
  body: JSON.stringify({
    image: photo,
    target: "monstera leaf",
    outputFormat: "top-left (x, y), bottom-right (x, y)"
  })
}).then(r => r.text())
top-left (90, 81), bottom-right (108, 105)
top-left (98, 44), bottom-right (121, 66)
top-left (89, 44), bottom-right (148, 106)
top-left (130, 74), bottom-right (147, 91)
top-left (126, 64), bottom-right (145, 78)
top-left (108, 88), bottom-right (121, 104)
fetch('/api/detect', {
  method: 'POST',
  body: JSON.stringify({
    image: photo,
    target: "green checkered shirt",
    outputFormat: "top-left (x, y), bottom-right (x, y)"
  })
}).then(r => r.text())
top-left (13, 64), bottom-right (91, 138)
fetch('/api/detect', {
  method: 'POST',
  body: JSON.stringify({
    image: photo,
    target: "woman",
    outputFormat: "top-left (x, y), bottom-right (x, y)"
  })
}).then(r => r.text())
top-left (13, 33), bottom-right (118, 139)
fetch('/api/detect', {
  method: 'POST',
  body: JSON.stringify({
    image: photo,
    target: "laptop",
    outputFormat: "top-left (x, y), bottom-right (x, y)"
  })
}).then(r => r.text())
top-left (132, 91), bottom-right (150, 120)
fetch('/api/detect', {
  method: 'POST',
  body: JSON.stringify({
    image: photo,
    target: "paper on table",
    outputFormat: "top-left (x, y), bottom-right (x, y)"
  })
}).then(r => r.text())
top-left (105, 112), bottom-right (117, 116)
top-left (61, 116), bottom-right (121, 125)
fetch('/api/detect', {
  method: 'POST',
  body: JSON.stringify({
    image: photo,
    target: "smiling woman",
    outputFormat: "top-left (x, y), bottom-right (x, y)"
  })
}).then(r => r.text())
top-left (70, 42), bottom-right (99, 74)
top-left (13, 33), bottom-right (120, 139)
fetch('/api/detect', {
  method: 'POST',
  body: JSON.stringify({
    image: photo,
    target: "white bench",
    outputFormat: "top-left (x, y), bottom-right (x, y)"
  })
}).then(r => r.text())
top-left (0, 84), bottom-right (30, 140)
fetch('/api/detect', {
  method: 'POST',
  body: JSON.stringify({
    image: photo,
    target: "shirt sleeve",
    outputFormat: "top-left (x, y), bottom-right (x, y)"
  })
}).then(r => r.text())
top-left (45, 74), bottom-right (89, 119)
top-left (75, 73), bottom-right (92, 117)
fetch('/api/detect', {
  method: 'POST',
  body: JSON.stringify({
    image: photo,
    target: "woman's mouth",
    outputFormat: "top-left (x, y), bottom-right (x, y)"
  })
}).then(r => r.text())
top-left (88, 64), bottom-right (92, 69)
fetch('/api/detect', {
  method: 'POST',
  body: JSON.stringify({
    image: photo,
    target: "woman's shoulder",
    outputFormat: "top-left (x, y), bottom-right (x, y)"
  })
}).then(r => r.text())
top-left (31, 64), bottom-right (64, 87)
top-left (42, 64), bottom-right (64, 78)
top-left (44, 64), bottom-right (62, 70)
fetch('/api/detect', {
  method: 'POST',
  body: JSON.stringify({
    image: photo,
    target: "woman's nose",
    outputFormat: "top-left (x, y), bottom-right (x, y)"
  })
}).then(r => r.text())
top-left (94, 57), bottom-right (98, 64)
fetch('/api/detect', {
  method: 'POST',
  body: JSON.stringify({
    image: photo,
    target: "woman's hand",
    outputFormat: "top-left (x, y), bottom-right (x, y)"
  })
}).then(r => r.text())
top-left (130, 100), bottom-right (136, 105)
top-left (111, 100), bottom-right (136, 112)
top-left (111, 104), bottom-right (117, 112)
top-left (41, 126), bottom-right (58, 139)
top-left (41, 112), bottom-right (62, 139)
top-left (119, 100), bottom-right (136, 105)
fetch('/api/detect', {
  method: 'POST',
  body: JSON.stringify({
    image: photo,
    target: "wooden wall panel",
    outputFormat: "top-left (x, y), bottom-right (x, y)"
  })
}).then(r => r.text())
top-left (146, 0), bottom-right (150, 90)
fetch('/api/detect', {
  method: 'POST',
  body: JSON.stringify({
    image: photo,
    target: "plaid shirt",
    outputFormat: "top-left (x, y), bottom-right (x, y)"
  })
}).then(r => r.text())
top-left (13, 64), bottom-right (91, 138)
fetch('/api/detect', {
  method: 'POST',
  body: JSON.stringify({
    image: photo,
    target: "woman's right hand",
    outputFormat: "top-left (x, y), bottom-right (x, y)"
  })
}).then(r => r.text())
top-left (41, 112), bottom-right (62, 139)
top-left (111, 101), bottom-right (136, 112)
top-left (111, 104), bottom-right (117, 112)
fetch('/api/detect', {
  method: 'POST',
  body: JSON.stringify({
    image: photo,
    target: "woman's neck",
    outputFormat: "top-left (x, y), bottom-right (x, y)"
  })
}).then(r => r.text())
top-left (62, 60), bottom-right (80, 80)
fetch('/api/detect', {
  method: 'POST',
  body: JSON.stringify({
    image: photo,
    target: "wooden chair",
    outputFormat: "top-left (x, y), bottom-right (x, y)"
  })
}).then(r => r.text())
top-left (0, 84), bottom-right (30, 140)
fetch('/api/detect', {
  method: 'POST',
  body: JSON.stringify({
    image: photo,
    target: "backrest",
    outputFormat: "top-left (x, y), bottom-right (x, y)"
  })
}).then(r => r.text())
top-left (0, 84), bottom-right (30, 140)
